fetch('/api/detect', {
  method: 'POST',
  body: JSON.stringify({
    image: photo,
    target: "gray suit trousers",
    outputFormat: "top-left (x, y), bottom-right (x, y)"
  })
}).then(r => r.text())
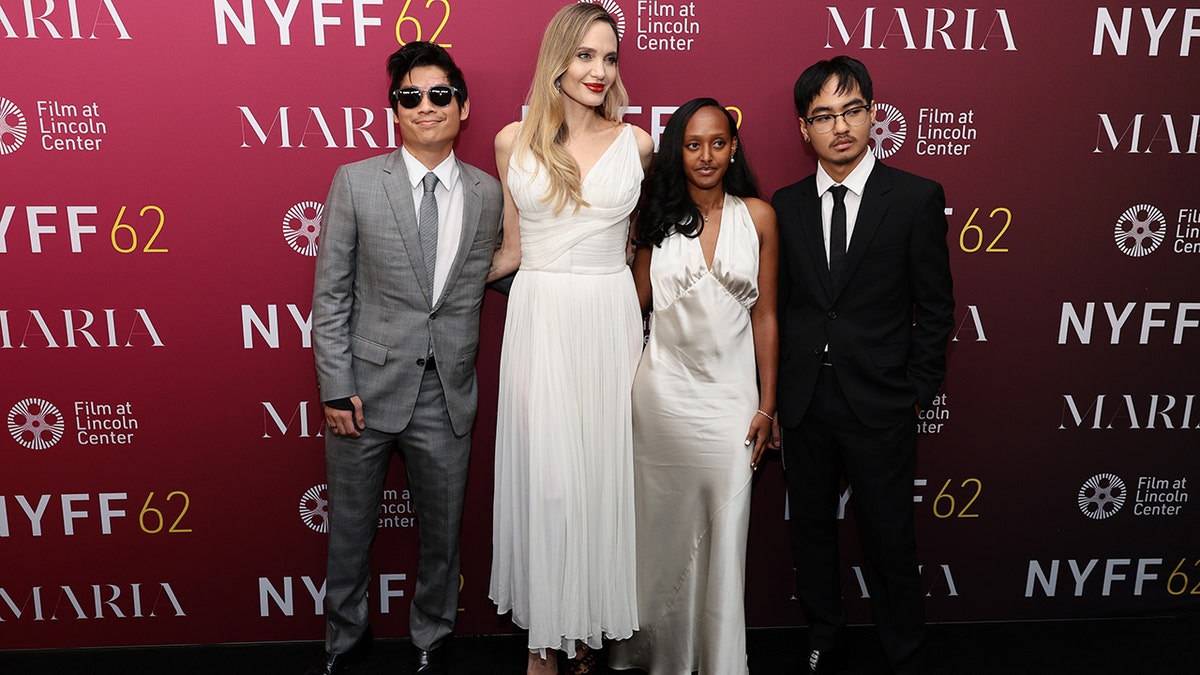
top-left (323, 366), bottom-right (469, 653)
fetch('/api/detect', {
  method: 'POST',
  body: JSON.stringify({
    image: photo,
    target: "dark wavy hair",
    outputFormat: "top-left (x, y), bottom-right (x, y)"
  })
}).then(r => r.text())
top-left (637, 98), bottom-right (760, 248)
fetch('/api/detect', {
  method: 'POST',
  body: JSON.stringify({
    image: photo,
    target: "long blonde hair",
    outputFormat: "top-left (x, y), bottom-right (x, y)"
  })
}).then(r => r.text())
top-left (517, 2), bottom-right (628, 213)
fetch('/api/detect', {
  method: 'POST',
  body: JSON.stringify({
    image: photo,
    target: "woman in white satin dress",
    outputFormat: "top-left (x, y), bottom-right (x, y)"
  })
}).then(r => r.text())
top-left (486, 4), bottom-right (654, 675)
top-left (609, 99), bottom-right (779, 675)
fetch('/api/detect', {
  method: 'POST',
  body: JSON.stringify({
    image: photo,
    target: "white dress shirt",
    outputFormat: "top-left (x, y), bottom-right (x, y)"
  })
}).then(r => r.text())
top-left (401, 147), bottom-right (464, 305)
top-left (815, 149), bottom-right (876, 264)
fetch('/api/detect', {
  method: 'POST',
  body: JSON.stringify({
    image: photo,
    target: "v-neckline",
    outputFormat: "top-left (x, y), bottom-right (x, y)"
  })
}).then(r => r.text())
top-left (576, 124), bottom-right (628, 185)
top-left (697, 193), bottom-right (729, 271)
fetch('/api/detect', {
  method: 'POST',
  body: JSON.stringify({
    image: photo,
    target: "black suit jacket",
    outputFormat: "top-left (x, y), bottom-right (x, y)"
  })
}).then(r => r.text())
top-left (773, 160), bottom-right (954, 429)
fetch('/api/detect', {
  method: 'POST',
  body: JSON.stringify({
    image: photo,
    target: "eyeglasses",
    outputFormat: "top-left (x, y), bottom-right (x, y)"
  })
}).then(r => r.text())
top-left (393, 85), bottom-right (459, 109)
top-left (804, 105), bottom-right (872, 134)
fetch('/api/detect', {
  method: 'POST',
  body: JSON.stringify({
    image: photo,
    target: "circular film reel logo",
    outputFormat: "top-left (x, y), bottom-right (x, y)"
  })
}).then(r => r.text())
top-left (1114, 204), bottom-right (1166, 257)
top-left (580, 0), bottom-right (626, 40)
top-left (283, 201), bottom-right (324, 256)
top-left (0, 97), bottom-right (29, 155)
top-left (8, 398), bottom-right (65, 450)
top-left (869, 103), bottom-right (906, 159)
top-left (299, 484), bottom-right (330, 533)
top-left (1078, 473), bottom-right (1126, 520)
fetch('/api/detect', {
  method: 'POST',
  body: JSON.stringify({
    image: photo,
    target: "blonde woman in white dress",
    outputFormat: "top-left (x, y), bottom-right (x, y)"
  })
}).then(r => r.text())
top-left (487, 4), bottom-right (654, 674)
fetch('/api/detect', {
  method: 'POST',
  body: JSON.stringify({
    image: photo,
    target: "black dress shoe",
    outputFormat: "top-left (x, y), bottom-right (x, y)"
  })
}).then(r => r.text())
top-left (303, 627), bottom-right (373, 675)
top-left (413, 643), bottom-right (448, 675)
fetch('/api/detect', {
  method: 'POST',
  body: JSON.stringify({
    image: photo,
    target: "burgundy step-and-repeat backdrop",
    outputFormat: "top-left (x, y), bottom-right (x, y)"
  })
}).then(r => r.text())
top-left (2, 0), bottom-right (1197, 650)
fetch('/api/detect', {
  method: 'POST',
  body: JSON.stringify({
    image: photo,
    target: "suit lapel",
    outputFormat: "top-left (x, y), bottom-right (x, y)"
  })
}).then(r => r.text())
top-left (383, 151), bottom-right (435, 305)
top-left (434, 160), bottom-right (482, 311)
top-left (797, 179), bottom-right (834, 300)
top-left (833, 162), bottom-right (891, 300)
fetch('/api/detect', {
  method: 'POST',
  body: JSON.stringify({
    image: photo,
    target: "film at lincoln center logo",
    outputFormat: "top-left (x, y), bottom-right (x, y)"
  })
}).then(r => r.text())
top-left (1078, 473), bottom-right (1127, 520)
top-left (7, 398), bottom-right (66, 450)
top-left (300, 484), bottom-right (330, 533)
top-left (869, 103), bottom-right (907, 159)
top-left (283, 201), bottom-right (323, 256)
top-left (0, 97), bottom-right (29, 155)
top-left (1114, 204), bottom-right (1167, 257)
top-left (580, 0), bottom-right (626, 40)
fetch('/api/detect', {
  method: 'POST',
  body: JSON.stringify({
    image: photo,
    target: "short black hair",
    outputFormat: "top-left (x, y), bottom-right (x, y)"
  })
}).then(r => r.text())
top-left (386, 41), bottom-right (467, 111)
top-left (793, 55), bottom-right (873, 118)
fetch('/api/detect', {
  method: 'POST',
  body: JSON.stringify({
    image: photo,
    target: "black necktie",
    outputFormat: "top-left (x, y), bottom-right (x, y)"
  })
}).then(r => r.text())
top-left (828, 184), bottom-right (848, 283)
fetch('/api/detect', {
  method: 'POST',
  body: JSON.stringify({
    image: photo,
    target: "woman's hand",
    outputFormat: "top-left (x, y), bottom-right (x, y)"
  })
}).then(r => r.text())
top-left (745, 411), bottom-right (773, 470)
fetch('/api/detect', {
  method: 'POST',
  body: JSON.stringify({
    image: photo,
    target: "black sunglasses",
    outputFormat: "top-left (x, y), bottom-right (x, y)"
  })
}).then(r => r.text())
top-left (393, 85), bottom-right (459, 109)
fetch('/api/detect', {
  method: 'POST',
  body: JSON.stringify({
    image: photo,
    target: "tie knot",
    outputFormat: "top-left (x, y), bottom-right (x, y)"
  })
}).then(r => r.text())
top-left (422, 172), bottom-right (439, 194)
top-left (829, 184), bottom-right (848, 203)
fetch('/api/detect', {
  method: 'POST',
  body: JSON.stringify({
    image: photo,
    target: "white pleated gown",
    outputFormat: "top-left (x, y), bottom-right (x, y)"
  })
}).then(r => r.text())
top-left (490, 125), bottom-right (643, 656)
top-left (610, 194), bottom-right (760, 675)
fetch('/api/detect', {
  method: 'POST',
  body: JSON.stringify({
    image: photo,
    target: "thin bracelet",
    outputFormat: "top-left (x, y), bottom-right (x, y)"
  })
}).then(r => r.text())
top-left (755, 409), bottom-right (774, 421)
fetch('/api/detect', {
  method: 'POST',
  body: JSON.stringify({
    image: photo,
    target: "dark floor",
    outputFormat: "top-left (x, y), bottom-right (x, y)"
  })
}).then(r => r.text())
top-left (2, 616), bottom-right (1197, 674)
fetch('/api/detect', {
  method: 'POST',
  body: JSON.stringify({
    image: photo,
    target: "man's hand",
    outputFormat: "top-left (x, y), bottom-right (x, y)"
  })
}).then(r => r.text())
top-left (325, 396), bottom-right (364, 439)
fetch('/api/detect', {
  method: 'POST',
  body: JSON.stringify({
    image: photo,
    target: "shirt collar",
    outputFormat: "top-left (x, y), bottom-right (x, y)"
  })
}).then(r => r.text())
top-left (815, 149), bottom-right (875, 198)
top-left (400, 146), bottom-right (458, 191)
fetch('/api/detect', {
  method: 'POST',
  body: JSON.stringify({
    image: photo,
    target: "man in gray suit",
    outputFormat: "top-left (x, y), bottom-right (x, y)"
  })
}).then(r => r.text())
top-left (308, 42), bottom-right (503, 675)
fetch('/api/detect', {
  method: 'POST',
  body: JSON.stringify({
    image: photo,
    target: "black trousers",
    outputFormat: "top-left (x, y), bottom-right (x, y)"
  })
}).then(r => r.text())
top-left (783, 364), bottom-right (925, 672)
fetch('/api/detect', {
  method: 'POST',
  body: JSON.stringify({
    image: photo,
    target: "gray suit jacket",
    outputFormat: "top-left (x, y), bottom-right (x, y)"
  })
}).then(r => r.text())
top-left (312, 150), bottom-right (503, 436)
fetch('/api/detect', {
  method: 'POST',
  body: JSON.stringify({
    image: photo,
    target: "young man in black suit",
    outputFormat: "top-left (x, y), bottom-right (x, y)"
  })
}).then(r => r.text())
top-left (772, 56), bottom-right (955, 675)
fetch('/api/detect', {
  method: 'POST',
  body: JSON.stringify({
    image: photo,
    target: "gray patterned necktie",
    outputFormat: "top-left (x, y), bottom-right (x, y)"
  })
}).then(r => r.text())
top-left (419, 171), bottom-right (439, 292)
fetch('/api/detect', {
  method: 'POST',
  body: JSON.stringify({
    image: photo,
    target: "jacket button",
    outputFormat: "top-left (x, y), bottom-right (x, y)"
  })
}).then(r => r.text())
top-left (430, 312), bottom-right (438, 320)
top-left (811, 347), bottom-right (822, 356)
top-left (827, 310), bottom-right (837, 320)
top-left (416, 358), bottom-right (426, 367)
